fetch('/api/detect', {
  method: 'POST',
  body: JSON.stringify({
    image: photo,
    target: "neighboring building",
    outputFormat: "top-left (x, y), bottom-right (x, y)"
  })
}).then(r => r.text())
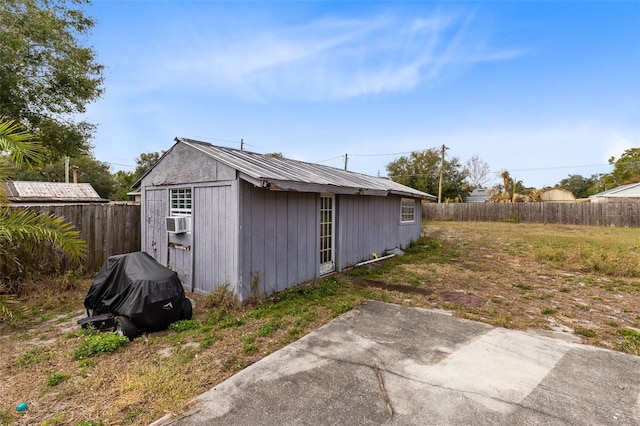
top-left (135, 137), bottom-right (435, 300)
top-left (590, 182), bottom-right (640, 203)
top-left (3, 181), bottom-right (108, 205)
top-left (540, 188), bottom-right (576, 202)
top-left (466, 188), bottom-right (492, 203)
top-left (126, 190), bottom-right (141, 204)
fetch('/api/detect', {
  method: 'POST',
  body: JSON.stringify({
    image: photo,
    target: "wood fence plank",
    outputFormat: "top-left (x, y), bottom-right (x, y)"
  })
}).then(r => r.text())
top-left (423, 202), bottom-right (639, 228)
top-left (9, 204), bottom-right (141, 273)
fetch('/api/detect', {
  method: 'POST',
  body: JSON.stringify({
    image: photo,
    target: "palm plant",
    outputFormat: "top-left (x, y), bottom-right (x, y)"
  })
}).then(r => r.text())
top-left (1, 118), bottom-right (87, 322)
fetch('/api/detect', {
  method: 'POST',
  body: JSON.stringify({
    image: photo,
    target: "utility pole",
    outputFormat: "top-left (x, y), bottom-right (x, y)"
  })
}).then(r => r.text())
top-left (438, 144), bottom-right (448, 203)
top-left (64, 156), bottom-right (70, 183)
top-left (344, 153), bottom-right (348, 171)
top-left (240, 138), bottom-right (244, 151)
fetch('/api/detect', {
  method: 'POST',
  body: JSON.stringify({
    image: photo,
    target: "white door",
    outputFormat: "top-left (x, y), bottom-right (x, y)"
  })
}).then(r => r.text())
top-left (319, 194), bottom-right (335, 275)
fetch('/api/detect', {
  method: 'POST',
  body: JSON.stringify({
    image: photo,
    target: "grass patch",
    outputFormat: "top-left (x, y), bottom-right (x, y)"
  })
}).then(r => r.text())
top-left (515, 283), bottom-right (533, 291)
top-left (617, 329), bottom-right (640, 355)
top-left (534, 236), bottom-right (640, 278)
top-left (574, 327), bottom-right (598, 338)
top-left (47, 372), bottom-right (71, 387)
top-left (16, 346), bottom-right (54, 366)
top-left (241, 335), bottom-right (259, 354)
top-left (74, 333), bottom-right (129, 360)
top-left (74, 421), bottom-right (105, 426)
top-left (169, 319), bottom-right (199, 332)
top-left (257, 322), bottom-right (282, 337)
top-left (541, 307), bottom-right (556, 315)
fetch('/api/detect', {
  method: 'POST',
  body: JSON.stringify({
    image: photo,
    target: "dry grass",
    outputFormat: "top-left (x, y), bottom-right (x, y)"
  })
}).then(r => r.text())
top-left (0, 221), bottom-right (639, 425)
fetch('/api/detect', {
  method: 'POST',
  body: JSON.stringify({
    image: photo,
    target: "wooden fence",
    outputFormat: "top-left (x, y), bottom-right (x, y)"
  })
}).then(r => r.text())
top-left (10, 203), bottom-right (141, 272)
top-left (422, 202), bottom-right (640, 228)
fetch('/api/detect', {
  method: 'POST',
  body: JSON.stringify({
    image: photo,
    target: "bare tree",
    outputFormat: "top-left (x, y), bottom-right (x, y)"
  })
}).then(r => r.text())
top-left (464, 155), bottom-right (491, 189)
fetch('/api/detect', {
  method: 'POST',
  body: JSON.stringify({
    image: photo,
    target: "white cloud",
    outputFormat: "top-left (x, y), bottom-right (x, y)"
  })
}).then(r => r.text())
top-left (134, 10), bottom-right (523, 101)
top-left (602, 132), bottom-right (635, 163)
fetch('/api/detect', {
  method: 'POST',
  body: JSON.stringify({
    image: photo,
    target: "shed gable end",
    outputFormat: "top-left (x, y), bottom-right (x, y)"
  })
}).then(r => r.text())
top-left (141, 142), bottom-right (236, 186)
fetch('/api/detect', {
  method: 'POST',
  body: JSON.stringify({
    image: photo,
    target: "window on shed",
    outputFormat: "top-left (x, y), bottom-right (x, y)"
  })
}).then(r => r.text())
top-left (170, 188), bottom-right (192, 215)
top-left (400, 198), bottom-right (415, 223)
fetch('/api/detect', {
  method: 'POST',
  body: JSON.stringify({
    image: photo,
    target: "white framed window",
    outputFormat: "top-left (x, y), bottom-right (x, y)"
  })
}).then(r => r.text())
top-left (400, 198), bottom-right (415, 223)
top-left (170, 188), bottom-right (192, 216)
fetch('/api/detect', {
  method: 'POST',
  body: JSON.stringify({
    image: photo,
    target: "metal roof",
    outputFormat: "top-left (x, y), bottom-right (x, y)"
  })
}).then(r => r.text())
top-left (590, 182), bottom-right (640, 199)
top-left (178, 138), bottom-right (435, 199)
top-left (3, 181), bottom-right (108, 203)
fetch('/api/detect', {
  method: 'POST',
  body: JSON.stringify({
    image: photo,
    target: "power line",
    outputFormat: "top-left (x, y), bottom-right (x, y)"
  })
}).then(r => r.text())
top-left (316, 154), bottom-right (345, 164)
top-left (107, 162), bottom-right (136, 168)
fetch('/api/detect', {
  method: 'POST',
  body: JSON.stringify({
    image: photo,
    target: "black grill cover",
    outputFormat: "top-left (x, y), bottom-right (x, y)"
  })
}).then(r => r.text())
top-left (84, 252), bottom-right (186, 331)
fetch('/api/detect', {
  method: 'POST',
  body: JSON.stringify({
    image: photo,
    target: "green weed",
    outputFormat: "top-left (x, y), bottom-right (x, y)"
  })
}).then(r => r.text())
top-left (75, 421), bottom-right (105, 426)
top-left (241, 335), bottom-right (259, 354)
top-left (258, 322), bottom-right (282, 337)
top-left (617, 329), bottom-right (640, 355)
top-left (333, 300), bottom-right (354, 315)
top-left (169, 319), bottom-right (199, 332)
top-left (515, 283), bottom-right (533, 291)
top-left (541, 307), bottom-right (556, 315)
top-left (16, 347), bottom-right (53, 366)
top-left (74, 333), bottom-right (129, 360)
top-left (0, 408), bottom-right (14, 426)
top-left (574, 327), bottom-right (598, 338)
top-left (47, 372), bottom-right (71, 387)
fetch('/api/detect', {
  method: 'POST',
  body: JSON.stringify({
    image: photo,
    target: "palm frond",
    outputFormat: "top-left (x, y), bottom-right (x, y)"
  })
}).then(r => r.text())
top-left (0, 208), bottom-right (87, 262)
top-left (0, 117), bottom-right (44, 169)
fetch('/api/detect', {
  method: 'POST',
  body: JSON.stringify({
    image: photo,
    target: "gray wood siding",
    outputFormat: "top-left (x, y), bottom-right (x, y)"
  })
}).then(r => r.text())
top-left (193, 182), bottom-right (238, 294)
top-left (239, 182), bottom-right (318, 300)
top-left (142, 188), bottom-right (168, 265)
top-left (336, 195), bottom-right (421, 269)
top-left (168, 229), bottom-right (192, 289)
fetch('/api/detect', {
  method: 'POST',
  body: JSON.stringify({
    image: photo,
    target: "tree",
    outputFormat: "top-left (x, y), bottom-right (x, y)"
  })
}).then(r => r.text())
top-left (133, 151), bottom-right (163, 177)
top-left (112, 170), bottom-right (136, 201)
top-left (464, 155), bottom-right (491, 189)
top-left (609, 148), bottom-right (640, 185)
top-left (589, 148), bottom-right (640, 195)
top-left (1, 118), bottom-right (86, 322)
top-left (111, 151), bottom-right (163, 201)
top-left (556, 174), bottom-right (599, 199)
top-left (0, 0), bottom-right (104, 160)
top-left (386, 148), bottom-right (470, 202)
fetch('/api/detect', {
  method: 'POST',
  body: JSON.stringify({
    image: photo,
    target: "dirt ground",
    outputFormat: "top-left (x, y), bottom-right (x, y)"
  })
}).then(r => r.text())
top-left (0, 221), bottom-right (638, 425)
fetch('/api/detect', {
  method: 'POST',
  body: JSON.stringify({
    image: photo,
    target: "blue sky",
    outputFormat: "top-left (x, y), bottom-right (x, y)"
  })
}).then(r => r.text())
top-left (84, 1), bottom-right (640, 189)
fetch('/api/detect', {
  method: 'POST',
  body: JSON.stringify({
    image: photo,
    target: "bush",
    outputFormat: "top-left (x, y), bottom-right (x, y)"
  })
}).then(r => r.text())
top-left (74, 333), bottom-right (129, 360)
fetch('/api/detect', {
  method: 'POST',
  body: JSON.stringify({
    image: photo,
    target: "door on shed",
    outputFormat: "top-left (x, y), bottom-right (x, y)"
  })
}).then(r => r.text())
top-left (192, 184), bottom-right (236, 293)
top-left (319, 194), bottom-right (335, 275)
top-left (144, 188), bottom-right (168, 265)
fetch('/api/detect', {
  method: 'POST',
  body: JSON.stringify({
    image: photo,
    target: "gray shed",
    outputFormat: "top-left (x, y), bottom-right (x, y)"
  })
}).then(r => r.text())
top-left (136, 138), bottom-right (434, 300)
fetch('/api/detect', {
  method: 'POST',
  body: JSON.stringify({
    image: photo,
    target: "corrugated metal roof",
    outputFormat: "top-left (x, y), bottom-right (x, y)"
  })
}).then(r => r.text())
top-left (178, 138), bottom-right (435, 199)
top-left (3, 181), bottom-right (107, 203)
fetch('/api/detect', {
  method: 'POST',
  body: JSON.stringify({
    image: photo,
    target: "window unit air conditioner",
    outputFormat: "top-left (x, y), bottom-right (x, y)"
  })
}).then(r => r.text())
top-left (166, 216), bottom-right (189, 234)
